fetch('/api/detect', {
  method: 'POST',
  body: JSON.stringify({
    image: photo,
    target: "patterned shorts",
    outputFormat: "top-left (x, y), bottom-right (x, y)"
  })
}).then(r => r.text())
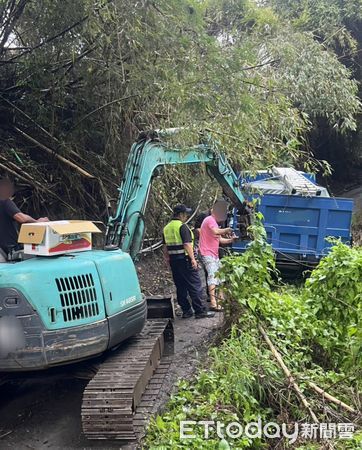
top-left (201, 255), bottom-right (221, 286)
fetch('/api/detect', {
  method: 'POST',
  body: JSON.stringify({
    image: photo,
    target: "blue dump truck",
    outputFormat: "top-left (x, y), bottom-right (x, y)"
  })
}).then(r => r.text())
top-left (231, 167), bottom-right (354, 271)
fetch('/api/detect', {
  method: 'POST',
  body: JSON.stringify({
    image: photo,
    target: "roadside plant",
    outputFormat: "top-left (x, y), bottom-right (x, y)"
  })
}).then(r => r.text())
top-left (146, 231), bottom-right (361, 449)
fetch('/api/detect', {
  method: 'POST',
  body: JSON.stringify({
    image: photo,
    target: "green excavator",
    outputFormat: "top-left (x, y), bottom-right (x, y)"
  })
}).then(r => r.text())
top-left (0, 131), bottom-right (245, 439)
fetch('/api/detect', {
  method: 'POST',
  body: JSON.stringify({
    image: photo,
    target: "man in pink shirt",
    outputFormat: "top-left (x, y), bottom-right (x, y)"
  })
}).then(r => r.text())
top-left (199, 201), bottom-right (236, 310)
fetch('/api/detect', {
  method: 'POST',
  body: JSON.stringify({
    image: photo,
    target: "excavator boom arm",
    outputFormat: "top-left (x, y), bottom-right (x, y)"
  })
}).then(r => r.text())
top-left (106, 137), bottom-right (244, 258)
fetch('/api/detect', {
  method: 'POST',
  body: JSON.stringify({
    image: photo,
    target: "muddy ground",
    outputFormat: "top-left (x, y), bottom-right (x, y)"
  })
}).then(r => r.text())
top-left (0, 253), bottom-right (222, 450)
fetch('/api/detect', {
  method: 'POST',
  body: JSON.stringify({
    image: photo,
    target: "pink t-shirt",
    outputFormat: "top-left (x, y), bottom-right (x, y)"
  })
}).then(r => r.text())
top-left (199, 215), bottom-right (220, 258)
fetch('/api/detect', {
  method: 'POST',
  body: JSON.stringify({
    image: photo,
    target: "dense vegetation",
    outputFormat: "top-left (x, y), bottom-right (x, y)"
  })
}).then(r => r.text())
top-left (0, 0), bottom-right (361, 229)
top-left (146, 225), bottom-right (362, 449)
top-left (1, 3), bottom-right (360, 446)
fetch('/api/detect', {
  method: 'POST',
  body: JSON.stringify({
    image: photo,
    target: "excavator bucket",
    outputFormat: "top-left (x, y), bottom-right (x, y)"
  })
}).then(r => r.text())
top-left (146, 295), bottom-right (175, 319)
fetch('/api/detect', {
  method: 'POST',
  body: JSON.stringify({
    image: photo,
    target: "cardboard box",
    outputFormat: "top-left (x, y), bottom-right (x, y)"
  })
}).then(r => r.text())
top-left (18, 220), bottom-right (102, 256)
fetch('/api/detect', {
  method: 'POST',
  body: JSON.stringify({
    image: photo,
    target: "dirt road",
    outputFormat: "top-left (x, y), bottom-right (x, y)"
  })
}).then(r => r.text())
top-left (0, 313), bottom-right (222, 450)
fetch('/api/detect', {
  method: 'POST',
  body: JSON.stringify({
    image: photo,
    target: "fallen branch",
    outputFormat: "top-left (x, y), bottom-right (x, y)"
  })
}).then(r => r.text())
top-left (14, 127), bottom-right (95, 179)
top-left (0, 95), bottom-right (59, 144)
top-left (0, 162), bottom-right (76, 212)
top-left (0, 161), bottom-right (39, 185)
top-left (1, 95), bottom-right (92, 164)
top-left (0, 162), bottom-right (43, 192)
top-left (307, 381), bottom-right (356, 414)
top-left (140, 180), bottom-right (210, 254)
top-left (0, 430), bottom-right (13, 439)
top-left (0, 154), bottom-right (36, 180)
top-left (258, 323), bottom-right (319, 424)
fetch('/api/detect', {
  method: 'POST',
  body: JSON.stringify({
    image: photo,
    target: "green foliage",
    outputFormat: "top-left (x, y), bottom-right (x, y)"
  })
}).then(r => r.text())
top-left (218, 214), bottom-right (277, 314)
top-left (266, 30), bottom-right (361, 132)
top-left (304, 241), bottom-right (362, 368)
top-left (271, 0), bottom-right (362, 50)
top-left (145, 323), bottom-right (274, 448)
top-left (0, 0), bottom-right (360, 222)
top-left (269, 0), bottom-right (362, 182)
top-left (146, 229), bottom-right (362, 449)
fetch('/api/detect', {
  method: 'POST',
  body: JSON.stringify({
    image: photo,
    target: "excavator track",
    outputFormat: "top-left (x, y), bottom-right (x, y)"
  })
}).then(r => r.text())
top-left (81, 319), bottom-right (174, 441)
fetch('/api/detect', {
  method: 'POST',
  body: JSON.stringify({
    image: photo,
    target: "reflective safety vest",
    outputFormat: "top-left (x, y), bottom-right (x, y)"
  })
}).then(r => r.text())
top-left (163, 219), bottom-right (194, 258)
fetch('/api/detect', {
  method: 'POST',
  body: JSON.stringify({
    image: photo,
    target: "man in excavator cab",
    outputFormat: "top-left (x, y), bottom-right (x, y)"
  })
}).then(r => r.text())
top-left (163, 204), bottom-right (215, 319)
top-left (0, 178), bottom-right (49, 262)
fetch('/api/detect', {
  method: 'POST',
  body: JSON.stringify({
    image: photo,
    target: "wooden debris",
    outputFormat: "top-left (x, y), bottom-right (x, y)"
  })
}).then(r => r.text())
top-left (0, 430), bottom-right (13, 439)
top-left (0, 162), bottom-right (76, 212)
top-left (258, 323), bottom-right (320, 424)
top-left (307, 381), bottom-right (356, 414)
top-left (14, 127), bottom-right (95, 179)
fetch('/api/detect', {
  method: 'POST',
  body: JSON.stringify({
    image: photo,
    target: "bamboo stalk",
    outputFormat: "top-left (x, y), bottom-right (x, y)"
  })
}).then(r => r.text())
top-left (0, 155), bottom-right (35, 180)
top-left (307, 381), bottom-right (356, 414)
top-left (258, 323), bottom-right (319, 424)
top-left (0, 162), bottom-right (76, 212)
top-left (0, 162), bottom-right (38, 186)
top-left (14, 127), bottom-right (95, 179)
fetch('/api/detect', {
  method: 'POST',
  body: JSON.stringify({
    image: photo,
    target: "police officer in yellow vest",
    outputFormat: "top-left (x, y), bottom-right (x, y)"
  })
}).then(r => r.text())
top-left (163, 204), bottom-right (215, 319)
